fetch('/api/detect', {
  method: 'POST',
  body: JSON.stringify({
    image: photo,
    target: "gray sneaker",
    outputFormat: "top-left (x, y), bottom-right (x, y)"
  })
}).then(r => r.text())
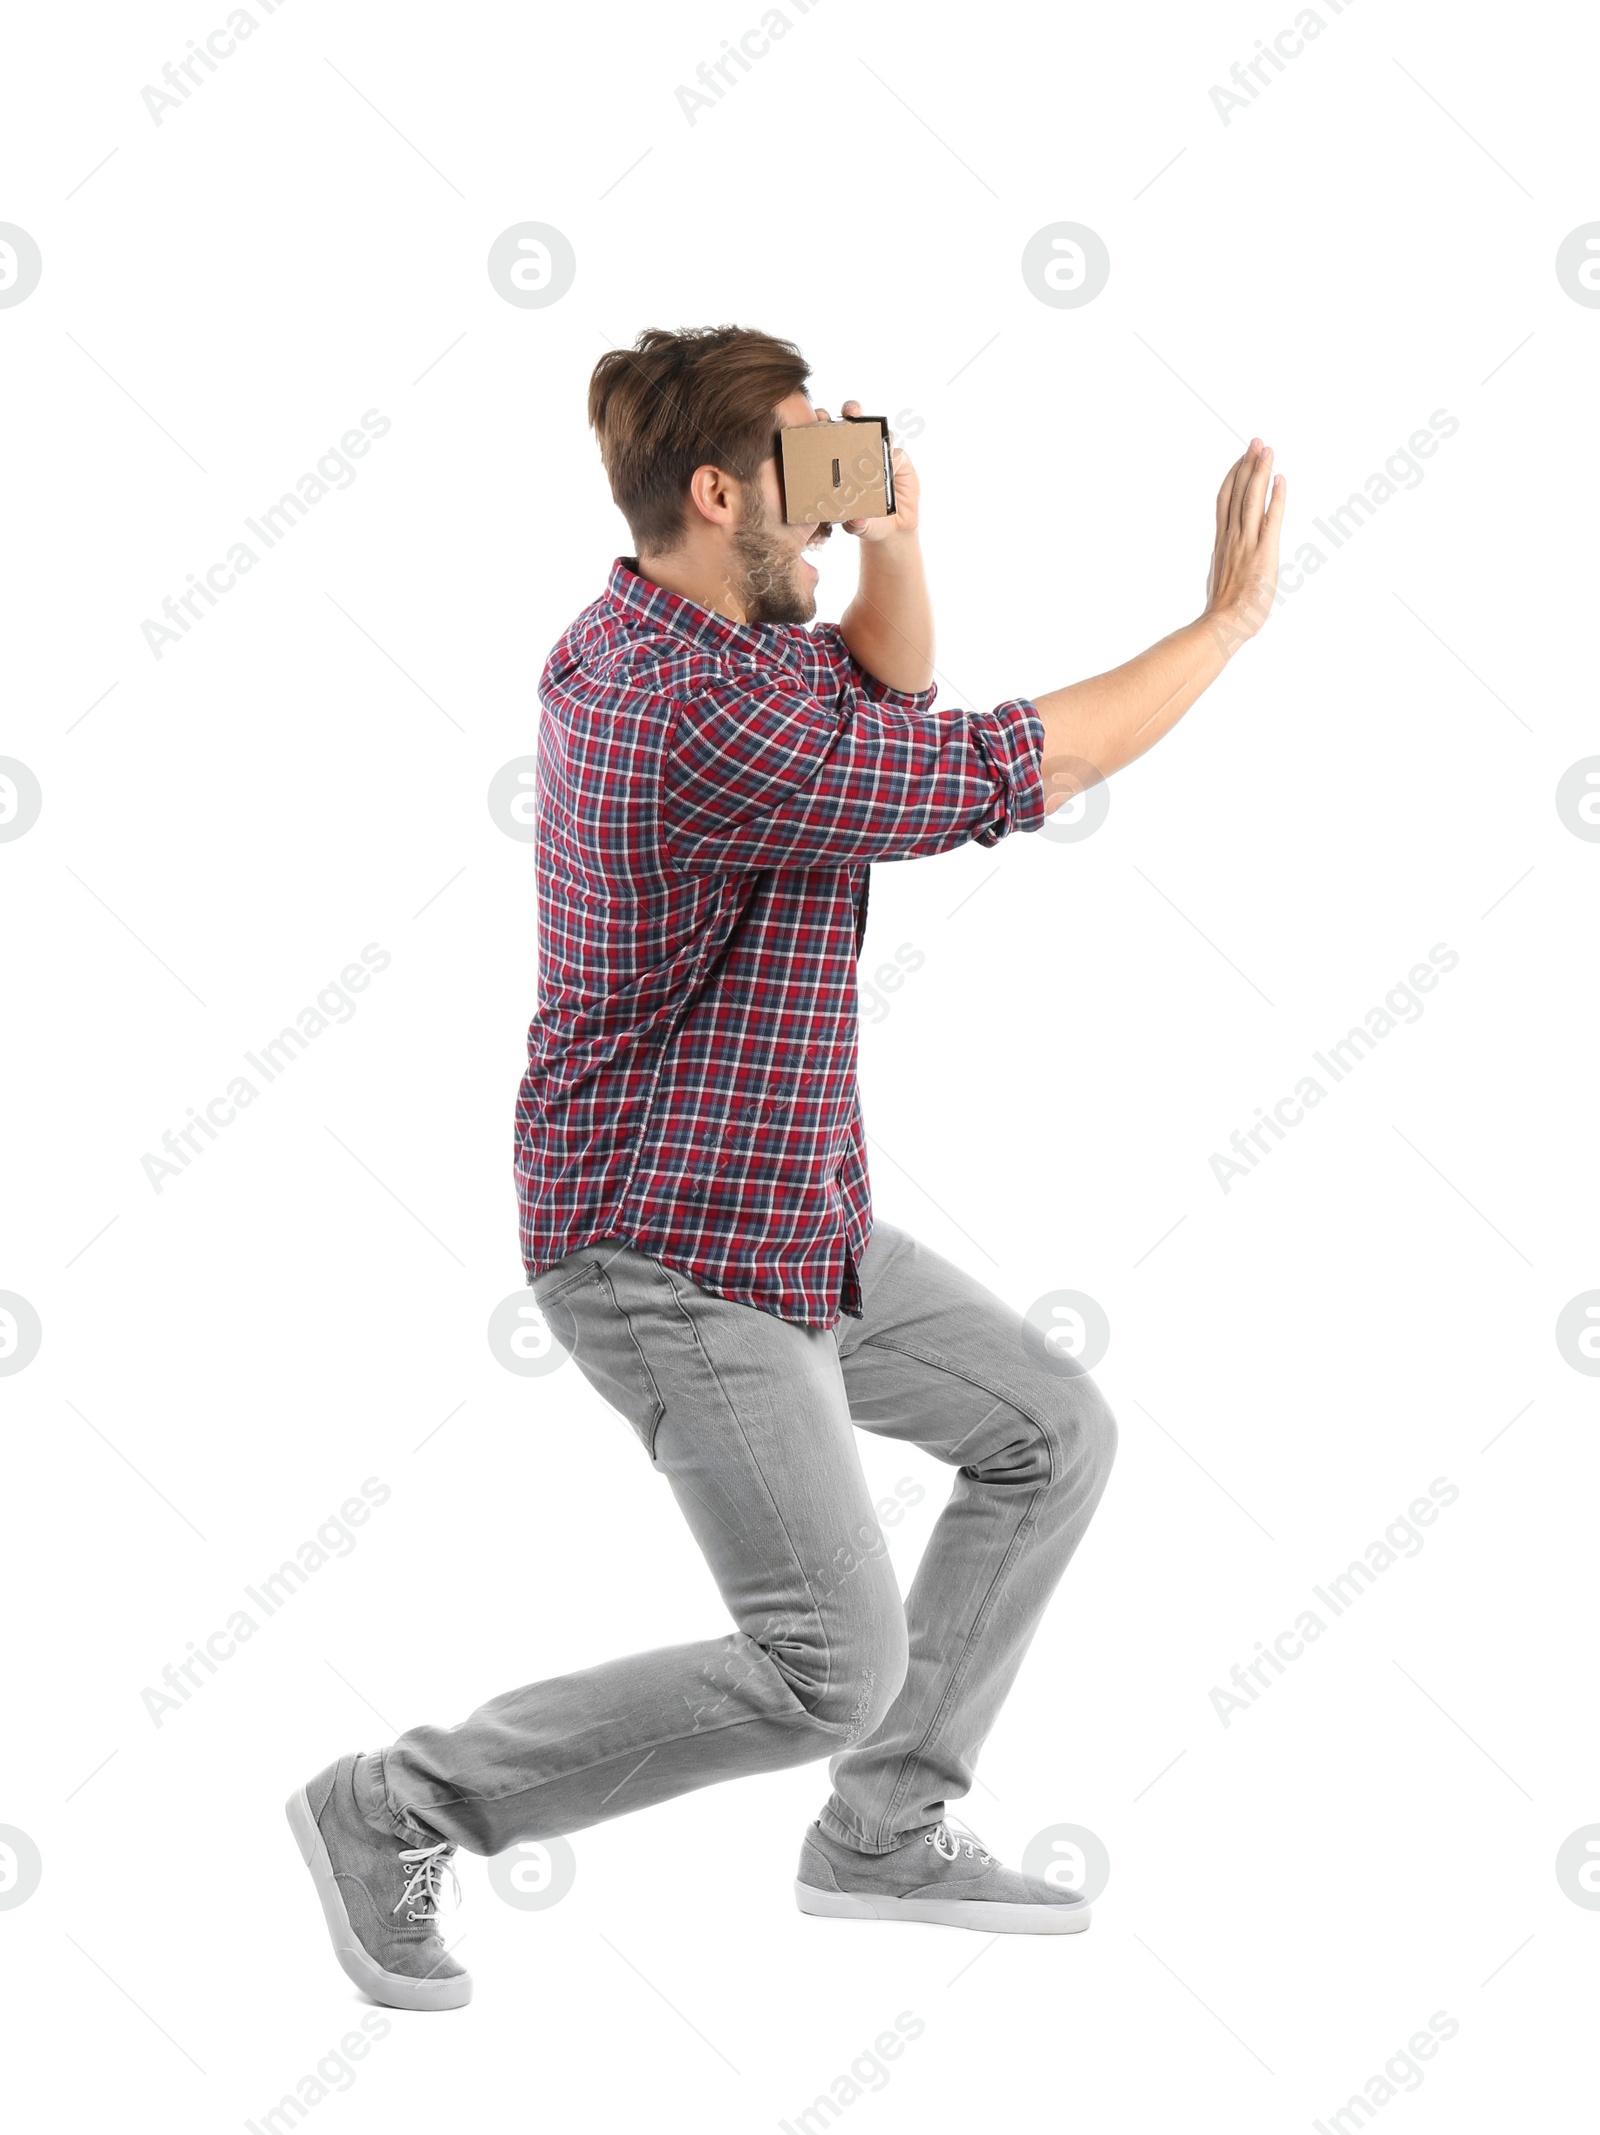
top-left (286, 1754), bottom-right (471, 2010)
top-left (796, 1816), bottom-right (1091, 1934)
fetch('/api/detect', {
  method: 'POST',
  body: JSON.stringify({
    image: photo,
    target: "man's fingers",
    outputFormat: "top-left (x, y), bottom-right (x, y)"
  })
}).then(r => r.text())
top-left (1229, 440), bottom-right (1264, 536)
top-left (1212, 440), bottom-right (1283, 608)
top-left (1245, 444), bottom-right (1274, 534)
top-left (841, 398), bottom-right (862, 417)
top-left (1216, 453), bottom-right (1245, 535)
top-left (1215, 466), bottom-right (1235, 541)
top-left (1232, 442), bottom-right (1266, 538)
top-left (1221, 444), bottom-right (1254, 536)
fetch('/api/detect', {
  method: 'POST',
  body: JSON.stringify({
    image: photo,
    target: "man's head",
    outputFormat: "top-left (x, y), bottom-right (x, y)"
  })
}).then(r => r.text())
top-left (588, 326), bottom-right (833, 625)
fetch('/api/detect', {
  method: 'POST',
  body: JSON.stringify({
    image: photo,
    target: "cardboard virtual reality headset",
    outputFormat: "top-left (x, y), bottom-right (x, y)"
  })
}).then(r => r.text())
top-left (778, 415), bottom-right (897, 525)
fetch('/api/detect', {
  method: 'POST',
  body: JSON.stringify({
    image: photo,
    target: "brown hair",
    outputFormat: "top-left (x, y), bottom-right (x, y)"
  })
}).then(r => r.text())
top-left (587, 326), bottom-right (810, 554)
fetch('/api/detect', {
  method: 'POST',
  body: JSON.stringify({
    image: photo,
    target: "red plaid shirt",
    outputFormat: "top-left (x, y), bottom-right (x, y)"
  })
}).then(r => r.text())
top-left (515, 557), bottom-right (1046, 1327)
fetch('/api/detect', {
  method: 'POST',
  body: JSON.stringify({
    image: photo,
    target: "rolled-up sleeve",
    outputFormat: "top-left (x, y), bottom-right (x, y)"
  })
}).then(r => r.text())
top-left (659, 654), bottom-right (1044, 872)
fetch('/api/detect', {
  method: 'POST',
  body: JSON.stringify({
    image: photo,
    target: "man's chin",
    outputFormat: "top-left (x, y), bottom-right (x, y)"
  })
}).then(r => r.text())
top-left (750, 582), bottom-right (817, 626)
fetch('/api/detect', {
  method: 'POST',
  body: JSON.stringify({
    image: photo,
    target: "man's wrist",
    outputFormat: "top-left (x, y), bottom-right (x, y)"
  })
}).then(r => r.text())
top-left (1201, 575), bottom-right (1278, 656)
top-left (1198, 600), bottom-right (1260, 663)
top-left (857, 523), bottom-right (922, 562)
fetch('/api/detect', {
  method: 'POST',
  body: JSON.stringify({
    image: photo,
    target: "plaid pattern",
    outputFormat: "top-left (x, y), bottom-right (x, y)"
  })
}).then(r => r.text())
top-left (515, 558), bottom-right (1046, 1327)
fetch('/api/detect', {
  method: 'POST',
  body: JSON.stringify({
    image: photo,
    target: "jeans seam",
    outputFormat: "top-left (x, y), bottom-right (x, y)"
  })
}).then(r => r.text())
top-left (876, 1487), bottom-right (1046, 1847)
top-left (844, 1332), bottom-right (1065, 1850)
top-left (853, 1332), bottom-right (1070, 1449)
top-left (650, 1257), bottom-right (843, 1719)
top-left (389, 1701), bottom-right (847, 1826)
top-left (592, 1260), bottom-right (669, 1459)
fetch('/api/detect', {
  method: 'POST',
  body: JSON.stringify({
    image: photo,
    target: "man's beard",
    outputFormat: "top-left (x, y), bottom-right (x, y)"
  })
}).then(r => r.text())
top-left (731, 494), bottom-right (824, 624)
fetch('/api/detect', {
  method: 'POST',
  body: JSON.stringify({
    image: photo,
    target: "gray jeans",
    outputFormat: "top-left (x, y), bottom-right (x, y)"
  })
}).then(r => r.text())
top-left (358, 1220), bottom-right (1117, 1857)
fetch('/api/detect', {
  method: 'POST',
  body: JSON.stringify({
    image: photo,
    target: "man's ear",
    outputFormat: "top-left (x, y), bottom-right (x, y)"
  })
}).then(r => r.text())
top-left (686, 461), bottom-right (739, 529)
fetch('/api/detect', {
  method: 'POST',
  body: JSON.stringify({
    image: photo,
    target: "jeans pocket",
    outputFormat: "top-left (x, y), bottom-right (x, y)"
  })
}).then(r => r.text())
top-left (531, 1258), bottom-right (602, 1306)
top-left (547, 1258), bottom-right (666, 1463)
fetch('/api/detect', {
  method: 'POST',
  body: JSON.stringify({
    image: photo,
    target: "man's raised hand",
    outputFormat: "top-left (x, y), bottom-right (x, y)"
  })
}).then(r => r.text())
top-left (811, 397), bottom-right (919, 542)
top-left (1203, 438), bottom-right (1285, 648)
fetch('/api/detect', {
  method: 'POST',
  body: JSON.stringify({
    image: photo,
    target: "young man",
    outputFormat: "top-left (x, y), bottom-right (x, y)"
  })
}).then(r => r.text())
top-left (289, 327), bottom-right (1285, 2010)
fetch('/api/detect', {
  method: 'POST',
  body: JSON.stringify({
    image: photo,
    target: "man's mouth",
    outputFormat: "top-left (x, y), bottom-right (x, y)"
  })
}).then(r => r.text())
top-left (801, 531), bottom-right (828, 575)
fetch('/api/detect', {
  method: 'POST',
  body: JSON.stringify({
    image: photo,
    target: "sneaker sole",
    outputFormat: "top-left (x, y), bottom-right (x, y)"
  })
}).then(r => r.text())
top-left (794, 1879), bottom-right (1091, 1934)
top-left (285, 1786), bottom-right (472, 2010)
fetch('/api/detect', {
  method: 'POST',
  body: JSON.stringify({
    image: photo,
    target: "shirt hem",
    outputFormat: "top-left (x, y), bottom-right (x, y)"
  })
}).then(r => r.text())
top-left (522, 1222), bottom-right (867, 1331)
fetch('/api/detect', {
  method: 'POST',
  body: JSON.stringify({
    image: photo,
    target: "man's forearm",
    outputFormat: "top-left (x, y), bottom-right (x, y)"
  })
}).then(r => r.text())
top-left (839, 532), bottom-right (935, 695)
top-left (1032, 614), bottom-right (1235, 804)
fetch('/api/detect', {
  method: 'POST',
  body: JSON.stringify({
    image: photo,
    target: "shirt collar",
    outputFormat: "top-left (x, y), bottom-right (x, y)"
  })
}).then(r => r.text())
top-left (604, 556), bottom-right (796, 660)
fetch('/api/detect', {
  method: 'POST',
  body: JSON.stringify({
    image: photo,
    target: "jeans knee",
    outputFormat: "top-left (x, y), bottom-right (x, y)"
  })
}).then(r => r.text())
top-left (1072, 1375), bottom-right (1118, 1488)
top-left (779, 1587), bottom-right (908, 1739)
top-left (821, 1605), bottom-right (908, 1738)
top-left (984, 1373), bottom-right (1118, 1499)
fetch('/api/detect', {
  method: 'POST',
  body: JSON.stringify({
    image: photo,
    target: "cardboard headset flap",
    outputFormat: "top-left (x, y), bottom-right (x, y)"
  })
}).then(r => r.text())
top-left (779, 416), bottom-right (896, 524)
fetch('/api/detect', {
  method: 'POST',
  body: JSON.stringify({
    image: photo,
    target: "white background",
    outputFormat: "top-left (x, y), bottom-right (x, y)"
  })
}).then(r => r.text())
top-left (3, 0), bottom-right (1597, 2128)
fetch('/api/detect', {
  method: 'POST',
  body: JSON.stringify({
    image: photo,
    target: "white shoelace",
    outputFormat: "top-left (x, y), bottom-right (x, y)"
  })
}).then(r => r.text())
top-left (923, 1819), bottom-right (993, 1866)
top-left (392, 1841), bottom-right (460, 1924)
